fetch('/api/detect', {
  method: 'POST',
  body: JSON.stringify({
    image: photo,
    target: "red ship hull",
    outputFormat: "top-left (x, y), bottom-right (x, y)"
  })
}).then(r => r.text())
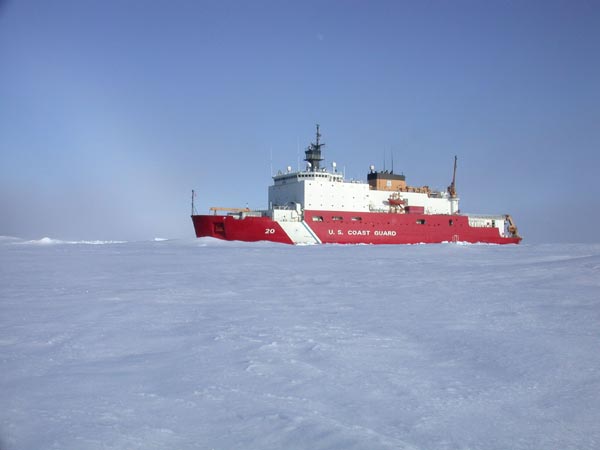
top-left (192, 214), bottom-right (294, 244)
top-left (192, 210), bottom-right (521, 245)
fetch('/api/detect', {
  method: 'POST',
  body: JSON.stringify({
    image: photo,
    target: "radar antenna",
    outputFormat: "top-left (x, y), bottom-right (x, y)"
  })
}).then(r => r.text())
top-left (304, 124), bottom-right (325, 171)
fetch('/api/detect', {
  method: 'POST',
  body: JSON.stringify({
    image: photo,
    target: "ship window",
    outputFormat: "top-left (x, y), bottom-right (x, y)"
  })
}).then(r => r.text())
top-left (351, 217), bottom-right (362, 221)
top-left (332, 216), bottom-right (343, 221)
top-left (312, 216), bottom-right (324, 222)
top-left (417, 219), bottom-right (426, 225)
top-left (449, 219), bottom-right (454, 226)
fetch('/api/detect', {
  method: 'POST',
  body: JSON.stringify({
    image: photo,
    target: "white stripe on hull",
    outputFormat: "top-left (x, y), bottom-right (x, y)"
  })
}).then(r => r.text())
top-left (277, 220), bottom-right (321, 244)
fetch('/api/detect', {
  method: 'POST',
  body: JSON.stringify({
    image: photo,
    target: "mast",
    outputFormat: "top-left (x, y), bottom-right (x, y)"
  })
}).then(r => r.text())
top-left (304, 124), bottom-right (325, 171)
top-left (447, 155), bottom-right (458, 198)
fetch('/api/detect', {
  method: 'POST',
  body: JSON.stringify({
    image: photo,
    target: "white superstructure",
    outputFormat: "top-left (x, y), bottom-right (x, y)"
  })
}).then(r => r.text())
top-left (268, 168), bottom-right (458, 214)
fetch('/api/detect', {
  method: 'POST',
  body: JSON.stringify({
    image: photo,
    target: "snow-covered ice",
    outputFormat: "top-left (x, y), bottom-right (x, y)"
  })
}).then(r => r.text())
top-left (1, 237), bottom-right (600, 449)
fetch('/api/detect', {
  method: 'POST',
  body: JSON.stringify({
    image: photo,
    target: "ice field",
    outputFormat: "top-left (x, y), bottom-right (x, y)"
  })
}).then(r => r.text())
top-left (1, 237), bottom-right (600, 449)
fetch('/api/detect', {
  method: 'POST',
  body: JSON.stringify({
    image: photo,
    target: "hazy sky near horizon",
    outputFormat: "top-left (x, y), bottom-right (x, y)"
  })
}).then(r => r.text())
top-left (1, 0), bottom-right (599, 242)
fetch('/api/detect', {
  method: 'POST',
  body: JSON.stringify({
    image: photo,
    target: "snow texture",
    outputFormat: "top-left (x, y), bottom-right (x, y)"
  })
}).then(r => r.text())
top-left (1, 237), bottom-right (600, 450)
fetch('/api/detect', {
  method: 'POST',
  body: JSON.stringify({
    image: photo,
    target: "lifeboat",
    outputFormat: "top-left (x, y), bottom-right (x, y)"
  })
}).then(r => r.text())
top-left (387, 195), bottom-right (405, 206)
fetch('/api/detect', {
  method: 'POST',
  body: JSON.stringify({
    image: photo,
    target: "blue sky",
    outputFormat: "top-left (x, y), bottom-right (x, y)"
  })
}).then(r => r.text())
top-left (1, 0), bottom-right (599, 242)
